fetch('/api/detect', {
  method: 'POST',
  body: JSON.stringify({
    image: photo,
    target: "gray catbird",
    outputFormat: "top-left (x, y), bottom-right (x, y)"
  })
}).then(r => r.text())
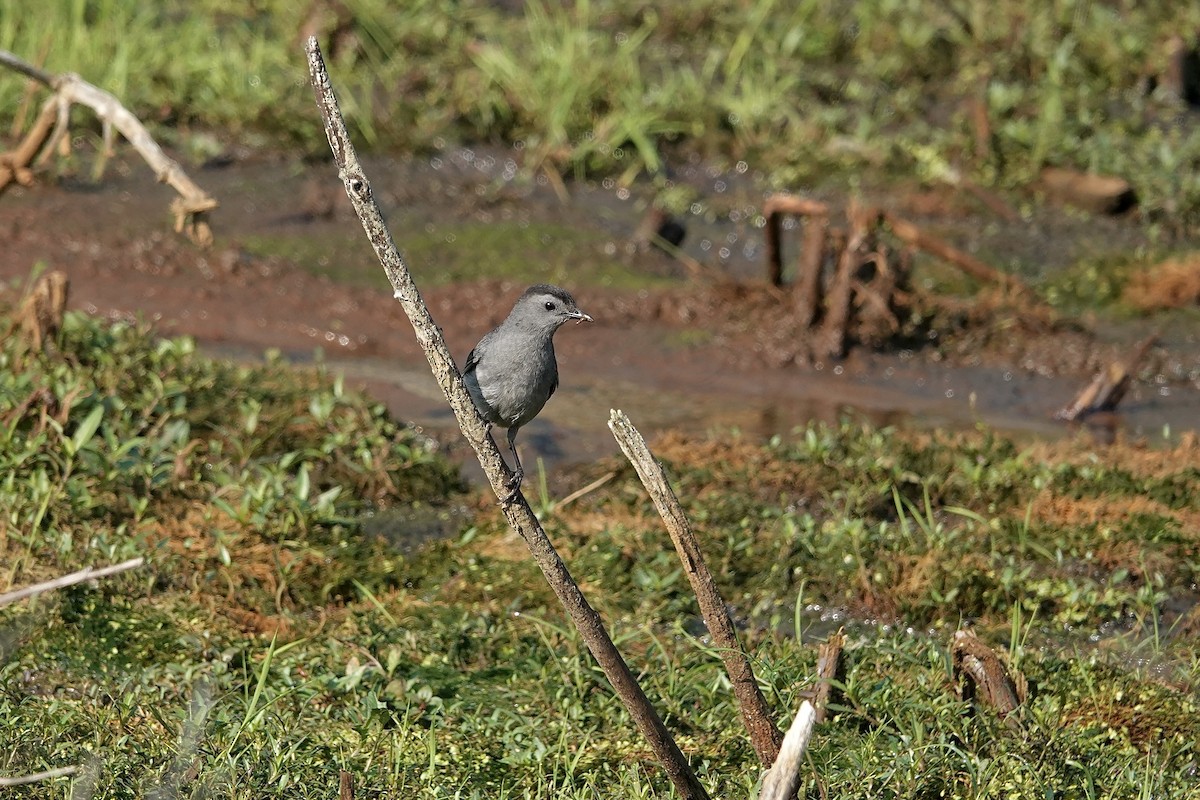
top-left (463, 284), bottom-right (592, 497)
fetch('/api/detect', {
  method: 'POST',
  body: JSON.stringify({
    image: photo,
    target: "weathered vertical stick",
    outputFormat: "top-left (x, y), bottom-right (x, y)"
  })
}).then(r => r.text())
top-left (812, 630), bottom-right (845, 723)
top-left (305, 39), bottom-right (709, 800)
top-left (794, 215), bottom-right (828, 328)
top-left (763, 195), bottom-right (831, 289)
top-left (816, 202), bottom-right (873, 359)
top-left (608, 409), bottom-right (784, 767)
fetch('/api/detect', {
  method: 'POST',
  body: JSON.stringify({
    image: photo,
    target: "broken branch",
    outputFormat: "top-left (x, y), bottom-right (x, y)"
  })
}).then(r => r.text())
top-left (609, 410), bottom-right (783, 767)
top-left (0, 49), bottom-right (218, 245)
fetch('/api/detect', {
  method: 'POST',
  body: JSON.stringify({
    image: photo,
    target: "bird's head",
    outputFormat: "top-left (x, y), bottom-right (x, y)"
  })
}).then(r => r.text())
top-left (510, 284), bottom-right (593, 332)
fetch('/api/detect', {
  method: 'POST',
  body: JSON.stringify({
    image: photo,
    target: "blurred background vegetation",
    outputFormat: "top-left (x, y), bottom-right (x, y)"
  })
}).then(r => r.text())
top-left (3, 0), bottom-right (1200, 231)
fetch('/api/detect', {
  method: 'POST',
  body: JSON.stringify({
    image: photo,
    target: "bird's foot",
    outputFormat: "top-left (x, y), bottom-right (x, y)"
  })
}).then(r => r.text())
top-left (499, 468), bottom-right (524, 506)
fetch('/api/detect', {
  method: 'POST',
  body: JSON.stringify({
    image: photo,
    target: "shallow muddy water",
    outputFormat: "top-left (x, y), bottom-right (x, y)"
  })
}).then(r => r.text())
top-left (2, 147), bottom-right (1197, 482)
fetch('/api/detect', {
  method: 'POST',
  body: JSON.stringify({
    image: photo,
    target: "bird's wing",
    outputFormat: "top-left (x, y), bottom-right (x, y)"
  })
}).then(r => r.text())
top-left (464, 346), bottom-right (480, 374)
top-left (548, 371), bottom-right (558, 399)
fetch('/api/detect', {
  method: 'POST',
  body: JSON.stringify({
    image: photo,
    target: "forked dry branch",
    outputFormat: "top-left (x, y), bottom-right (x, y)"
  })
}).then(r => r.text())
top-left (0, 49), bottom-right (217, 245)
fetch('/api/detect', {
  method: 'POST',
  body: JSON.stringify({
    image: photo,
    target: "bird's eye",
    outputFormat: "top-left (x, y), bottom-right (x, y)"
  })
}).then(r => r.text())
top-left (544, 301), bottom-right (556, 311)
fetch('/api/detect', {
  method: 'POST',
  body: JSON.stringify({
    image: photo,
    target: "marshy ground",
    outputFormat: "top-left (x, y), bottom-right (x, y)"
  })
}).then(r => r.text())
top-left (2, 1), bottom-right (1200, 797)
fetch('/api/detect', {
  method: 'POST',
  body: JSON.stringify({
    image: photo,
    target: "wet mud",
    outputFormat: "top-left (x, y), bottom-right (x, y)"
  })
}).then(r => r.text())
top-left (2, 148), bottom-right (1198, 478)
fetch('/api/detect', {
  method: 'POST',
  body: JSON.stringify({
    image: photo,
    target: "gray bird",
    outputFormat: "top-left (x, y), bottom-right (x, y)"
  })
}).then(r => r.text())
top-left (463, 284), bottom-right (593, 497)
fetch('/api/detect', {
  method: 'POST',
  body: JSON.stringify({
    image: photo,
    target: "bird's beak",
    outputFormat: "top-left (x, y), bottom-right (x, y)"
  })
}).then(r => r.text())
top-left (569, 310), bottom-right (593, 324)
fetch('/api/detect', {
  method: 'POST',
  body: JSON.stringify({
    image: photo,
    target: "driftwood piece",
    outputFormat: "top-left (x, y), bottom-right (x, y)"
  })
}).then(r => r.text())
top-left (0, 557), bottom-right (145, 607)
top-left (951, 629), bottom-right (1027, 727)
top-left (816, 201), bottom-right (873, 359)
top-left (1055, 332), bottom-right (1159, 422)
top-left (812, 630), bottom-right (845, 723)
top-left (305, 39), bottom-right (709, 800)
top-left (0, 49), bottom-right (218, 246)
top-left (758, 701), bottom-right (816, 800)
top-left (1040, 167), bottom-right (1137, 216)
top-left (608, 410), bottom-right (783, 767)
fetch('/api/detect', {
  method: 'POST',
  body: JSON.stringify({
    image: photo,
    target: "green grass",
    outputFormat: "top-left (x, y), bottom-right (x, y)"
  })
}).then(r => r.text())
top-left (3, 1), bottom-right (1200, 230)
top-left (2, 304), bottom-right (1198, 797)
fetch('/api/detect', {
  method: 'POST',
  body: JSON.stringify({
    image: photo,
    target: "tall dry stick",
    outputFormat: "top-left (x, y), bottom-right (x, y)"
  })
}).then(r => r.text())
top-left (304, 38), bottom-right (708, 800)
top-left (608, 410), bottom-right (784, 766)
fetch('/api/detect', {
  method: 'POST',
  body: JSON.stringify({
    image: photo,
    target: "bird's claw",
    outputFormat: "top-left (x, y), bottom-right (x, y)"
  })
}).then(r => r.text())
top-left (499, 469), bottom-right (524, 506)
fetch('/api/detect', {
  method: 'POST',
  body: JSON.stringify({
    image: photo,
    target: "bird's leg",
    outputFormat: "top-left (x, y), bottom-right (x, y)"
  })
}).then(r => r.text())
top-left (501, 426), bottom-right (524, 503)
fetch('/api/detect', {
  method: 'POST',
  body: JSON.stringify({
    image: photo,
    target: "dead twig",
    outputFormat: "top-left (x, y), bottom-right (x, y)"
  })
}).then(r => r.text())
top-left (608, 410), bottom-right (783, 767)
top-left (812, 630), bottom-right (845, 723)
top-left (0, 557), bottom-right (145, 607)
top-left (1055, 332), bottom-right (1159, 422)
top-left (882, 212), bottom-right (1022, 292)
top-left (305, 38), bottom-right (709, 800)
top-left (339, 770), bottom-right (354, 800)
top-left (554, 470), bottom-right (617, 510)
top-left (0, 766), bottom-right (79, 787)
top-left (0, 49), bottom-right (218, 245)
top-left (816, 201), bottom-right (874, 359)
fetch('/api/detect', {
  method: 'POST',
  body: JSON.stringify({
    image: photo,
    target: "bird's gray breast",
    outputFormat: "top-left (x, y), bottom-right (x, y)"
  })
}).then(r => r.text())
top-left (467, 333), bottom-right (558, 429)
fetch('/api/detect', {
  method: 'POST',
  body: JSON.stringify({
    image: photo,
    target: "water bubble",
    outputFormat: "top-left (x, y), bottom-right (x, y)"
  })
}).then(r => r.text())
top-left (718, 247), bottom-right (731, 259)
top-left (736, 160), bottom-right (748, 174)
top-left (1003, 371), bottom-right (1013, 382)
top-left (728, 113), bottom-right (740, 126)
top-left (700, 239), bottom-right (712, 252)
top-left (604, 242), bottom-right (617, 255)
top-left (602, 177), bottom-right (615, 190)
top-left (433, 137), bottom-right (445, 149)
top-left (690, 202), bottom-right (703, 215)
top-left (726, 232), bottom-right (738, 244)
top-left (430, 157), bottom-right (443, 170)
top-left (615, 31), bottom-right (629, 45)
top-left (249, 75), bottom-right (261, 88)
top-left (714, 180), bottom-right (727, 193)
top-left (445, 233), bottom-right (457, 243)
top-left (945, 389), bottom-right (955, 398)
top-left (833, 365), bottom-right (844, 375)
top-left (616, 187), bottom-right (630, 200)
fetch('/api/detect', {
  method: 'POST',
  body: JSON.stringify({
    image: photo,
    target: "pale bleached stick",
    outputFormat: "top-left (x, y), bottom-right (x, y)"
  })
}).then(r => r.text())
top-left (0, 557), bottom-right (145, 607)
top-left (0, 49), bottom-right (217, 245)
top-left (758, 701), bottom-right (816, 800)
top-left (0, 765), bottom-right (79, 787)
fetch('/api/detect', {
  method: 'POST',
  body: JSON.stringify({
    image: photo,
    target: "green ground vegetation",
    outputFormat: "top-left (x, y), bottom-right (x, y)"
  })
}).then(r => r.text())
top-left (2, 306), bottom-right (1198, 797)
top-left (2, 1), bottom-right (1200, 230)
